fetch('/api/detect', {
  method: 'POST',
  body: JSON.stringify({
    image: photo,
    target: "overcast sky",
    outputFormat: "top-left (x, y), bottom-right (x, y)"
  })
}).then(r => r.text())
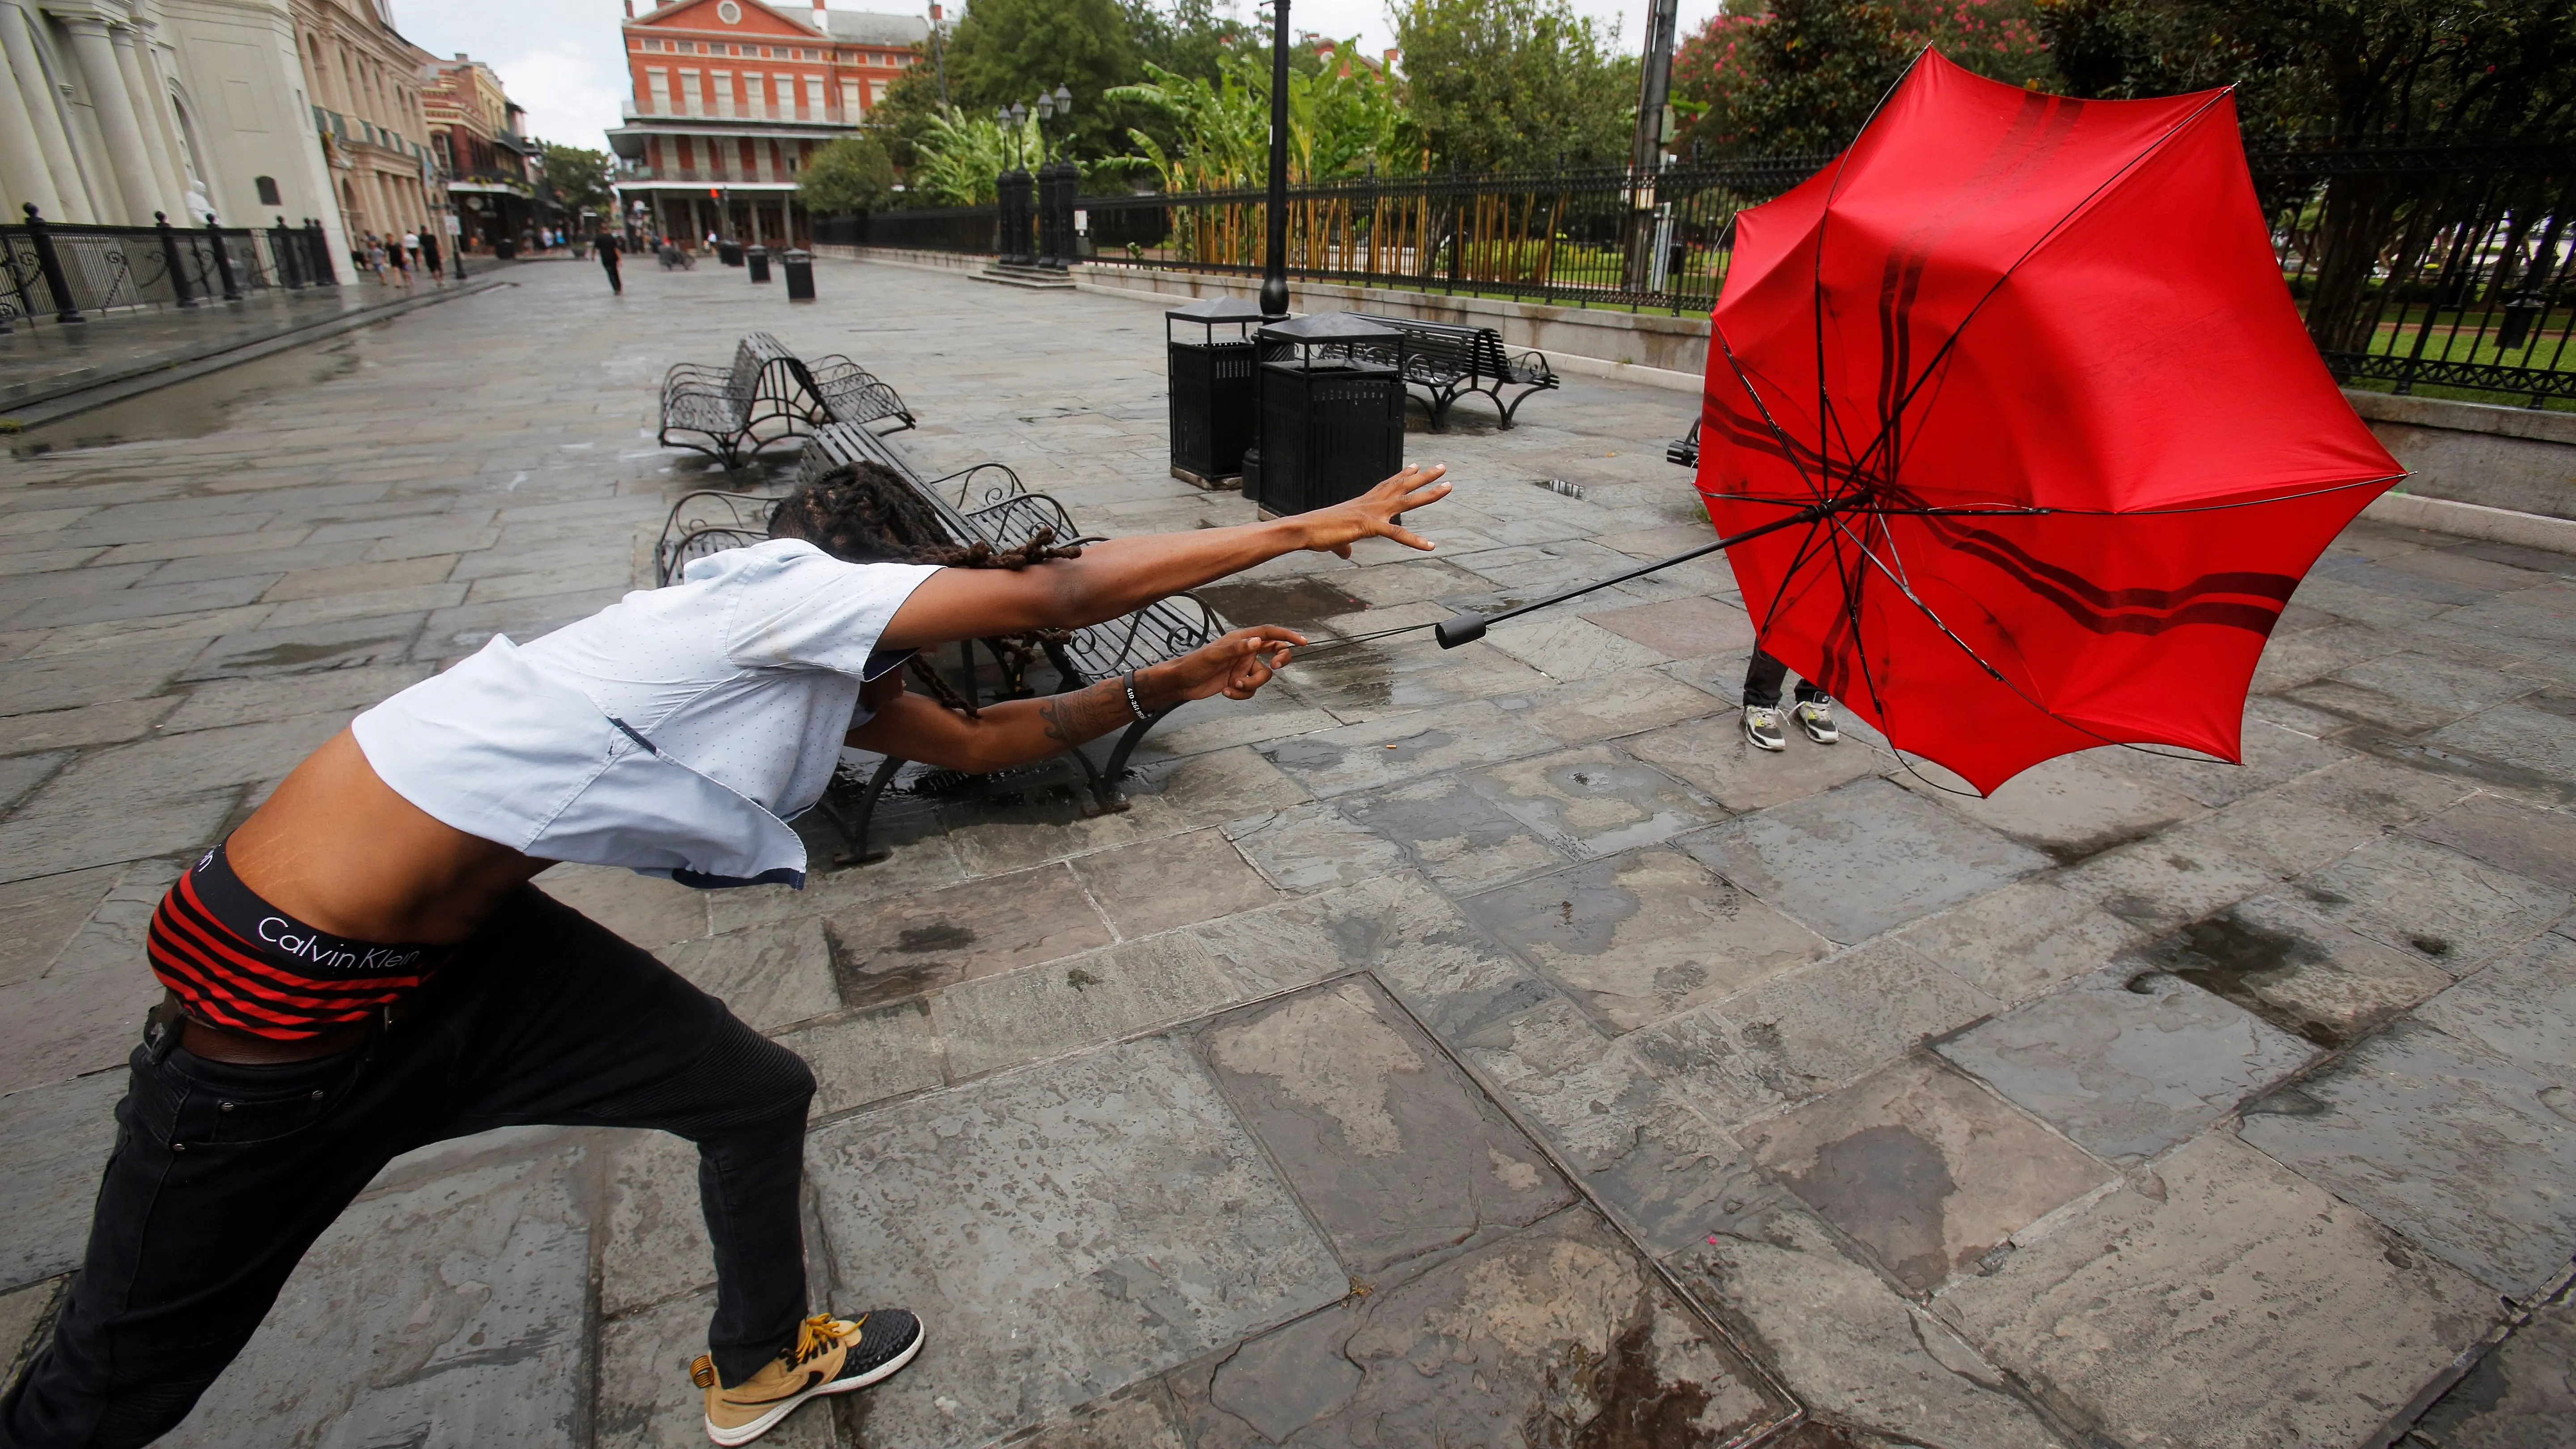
top-left (390, 0), bottom-right (1733, 153)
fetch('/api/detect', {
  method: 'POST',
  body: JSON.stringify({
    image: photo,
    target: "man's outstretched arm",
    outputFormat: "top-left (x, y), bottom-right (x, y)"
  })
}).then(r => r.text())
top-left (878, 465), bottom-right (1449, 650)
top-left (847, 626), bottom-right (1303, 773)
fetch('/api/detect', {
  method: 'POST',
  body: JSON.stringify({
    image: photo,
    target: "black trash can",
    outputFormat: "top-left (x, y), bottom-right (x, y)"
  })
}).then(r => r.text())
top-left (783, 249), bottom-right (815, 302)
top-left (2497, 294), bottom-right (2546, 351)
top-left (746, 245), bottom-right (771, 283)
top-left (1167, 294), bottom-right (1265, 489)
top-left (1252, 313), bottom-right (1406, 517)
top-left (719, 240), bottom-right (743, 267)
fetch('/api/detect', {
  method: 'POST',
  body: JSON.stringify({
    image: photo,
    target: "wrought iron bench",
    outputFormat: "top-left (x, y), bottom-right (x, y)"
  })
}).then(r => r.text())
top-left (1353, 315), bottom-right (1559, 431)
top-left (657, 334), bottom-right (913, 468)
top-left (654, 488), bottom-right (783, 586)
top-left (800, 355), bottom-right (916, 434)
top-left (657, 332), bottom-right (809, 466)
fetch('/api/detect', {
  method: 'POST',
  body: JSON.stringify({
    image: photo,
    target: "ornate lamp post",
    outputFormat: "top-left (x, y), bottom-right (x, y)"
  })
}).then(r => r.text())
top-left (1036, 84), bottom-right (1076, 270)
top-left (1259, 0), bottom-right (1290, 318)
top-left (998, 101), bottom-right (1034, 266)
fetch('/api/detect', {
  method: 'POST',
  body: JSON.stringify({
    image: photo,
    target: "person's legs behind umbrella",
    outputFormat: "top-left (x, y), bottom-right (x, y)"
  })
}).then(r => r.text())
top-left (1741, 648), bottom-right (1836, 752)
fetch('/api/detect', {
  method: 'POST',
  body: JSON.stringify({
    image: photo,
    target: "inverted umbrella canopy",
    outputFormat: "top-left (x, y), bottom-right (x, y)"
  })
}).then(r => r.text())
top-left (1697, 51), bottom-right (2401, 794)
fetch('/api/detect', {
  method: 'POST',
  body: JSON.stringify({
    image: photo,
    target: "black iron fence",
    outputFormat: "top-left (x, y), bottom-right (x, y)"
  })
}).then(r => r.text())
top-left (830, 136), bottom-right (2573, 408)
top-left (2251, 142), bottom-right (2574, 407)
top-left (1, 208), bottom-right (339, 330)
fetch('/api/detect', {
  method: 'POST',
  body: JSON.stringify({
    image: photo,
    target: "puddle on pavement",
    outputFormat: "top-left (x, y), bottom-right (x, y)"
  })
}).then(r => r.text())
top-left (2133, 912), bottom-right (2349, 1048)
top-left (1194, 575), bottom-right (1371, 627)
top-left (9, 340), bottom-right (358, 455)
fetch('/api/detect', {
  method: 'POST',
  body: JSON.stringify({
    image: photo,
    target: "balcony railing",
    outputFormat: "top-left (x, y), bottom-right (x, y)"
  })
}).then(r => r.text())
top-left (621, 97), bottom-right (856, 125)
top-left (617, 165), bottom-right (800, 186)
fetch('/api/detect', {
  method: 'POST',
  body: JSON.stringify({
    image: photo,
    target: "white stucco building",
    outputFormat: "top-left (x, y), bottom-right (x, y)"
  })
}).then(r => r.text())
top-left (0, 0), bottom-right (445, 280)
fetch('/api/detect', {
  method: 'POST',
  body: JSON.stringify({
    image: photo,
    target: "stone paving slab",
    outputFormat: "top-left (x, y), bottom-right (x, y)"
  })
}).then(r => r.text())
top-left (164, 1135), bottom-right (595, 1449)
top-left (1461, 846), bottom-right (1834, 1034)
top-left (0, 1070), bottom-right (125, 1290)
top-left (1683, 778), bottom-right (2054, 945)
top-left (1743, 1054), bottom-right (2115, 1293)
top-left (801, 1033), bottom-right (1349, 1449)
top-left (2404, 1274), bottom-right (2576, 1449)
top-left (1461, 992), bottom-right (1798, 1258)
top-left (1670, 1207), bottom-right (2068, 1449)
top-left (1936, 968), bottom-right (2313, 1164)
top-left (2290, 832), bottom-right (2572, 975)
top-left (1937, 1133), bottom-right (2495, 1449)
top-left (2239, 1018), bottom-right (2576, 1298)
top-left (1197, 975), bottom-right (1574, 1277)
top-left (1628, 939), bottom-right (2000, 1132)
top-left (1161, 1208), bottom-right (1793, 1446)
top-left (2414, 926), bottom-right (2576, 1090)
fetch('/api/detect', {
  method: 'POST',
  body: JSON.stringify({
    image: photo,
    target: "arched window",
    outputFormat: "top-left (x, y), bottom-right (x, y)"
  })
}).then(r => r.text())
top-left (256, 175), bottom-right (281, 206)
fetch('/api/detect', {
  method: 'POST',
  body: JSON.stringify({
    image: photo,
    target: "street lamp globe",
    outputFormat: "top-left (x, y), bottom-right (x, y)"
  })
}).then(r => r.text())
top-left (1053, 84), bottom-right (1071, 114)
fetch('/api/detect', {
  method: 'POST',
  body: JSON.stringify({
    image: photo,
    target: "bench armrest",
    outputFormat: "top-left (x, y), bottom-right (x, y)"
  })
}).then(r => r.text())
top-left (928, 462), bottom-right (1030, 512)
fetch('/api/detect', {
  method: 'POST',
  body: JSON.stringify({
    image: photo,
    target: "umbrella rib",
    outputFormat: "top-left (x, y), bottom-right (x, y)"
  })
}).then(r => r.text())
top-left (1807, 49), bottom-right (1935, 517)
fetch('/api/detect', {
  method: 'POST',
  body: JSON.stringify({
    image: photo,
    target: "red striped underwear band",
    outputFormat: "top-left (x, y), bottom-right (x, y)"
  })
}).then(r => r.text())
top-left (147, 843), bottom-right (452, 1041)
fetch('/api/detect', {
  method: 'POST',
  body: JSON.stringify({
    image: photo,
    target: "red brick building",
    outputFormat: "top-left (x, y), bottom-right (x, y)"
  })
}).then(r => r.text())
top-left (607, 0), bottom-right (927, 249)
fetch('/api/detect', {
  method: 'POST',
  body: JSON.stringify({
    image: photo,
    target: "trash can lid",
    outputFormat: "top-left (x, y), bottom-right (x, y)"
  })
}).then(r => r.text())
top-left (1165, 293), bottom-right (1267, 324)
top-left (784, 249), bottom-right (811, 259)
top-left (1258, 310), bottom-right (1403, 343)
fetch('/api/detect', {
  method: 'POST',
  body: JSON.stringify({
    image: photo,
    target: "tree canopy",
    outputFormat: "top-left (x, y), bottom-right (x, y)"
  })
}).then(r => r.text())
top-left (1391, 0), bottom-right (1641, 170)
top-left (538, 143), bottom-right (615, 215)
top-left (797, 134), bottom-right (896, 214)
top-left (938, 0), bottom-right (1142, 156)
top-left (2034, 0), bottom-right (2576, 139)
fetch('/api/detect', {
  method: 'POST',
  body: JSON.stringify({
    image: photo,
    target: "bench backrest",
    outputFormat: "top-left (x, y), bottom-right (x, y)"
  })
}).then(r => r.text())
top-left (798, 424), bottom-right (979, 548)
top-left (654, 489), bottom-right (782, 585)
top-left (1357, 315), bottom-right (1504, 379)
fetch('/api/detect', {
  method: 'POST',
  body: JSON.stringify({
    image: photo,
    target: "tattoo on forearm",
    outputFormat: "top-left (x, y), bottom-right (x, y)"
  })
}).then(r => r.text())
top-left (1035, 678), bottom-right (1135, 751)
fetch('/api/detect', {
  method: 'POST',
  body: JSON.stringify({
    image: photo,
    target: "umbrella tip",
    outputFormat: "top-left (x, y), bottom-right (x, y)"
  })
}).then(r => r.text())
top-left (1433, 613), bottom-right (1487, 649)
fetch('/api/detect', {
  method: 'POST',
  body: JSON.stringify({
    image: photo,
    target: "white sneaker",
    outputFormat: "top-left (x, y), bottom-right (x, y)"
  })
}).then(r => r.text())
top-left (1743, 704), bottom-right (1787, 752)
top-left (1792, 699), bottom-right (1839, 745)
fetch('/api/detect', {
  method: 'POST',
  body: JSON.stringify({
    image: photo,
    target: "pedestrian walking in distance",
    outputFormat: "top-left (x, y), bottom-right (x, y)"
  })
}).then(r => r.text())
top-left (419, 229), bottom-right (442, 282)
top-left (0, 461), bottom-right (1452, 1448)
top-left (596, 227), bottom-right (623, 295)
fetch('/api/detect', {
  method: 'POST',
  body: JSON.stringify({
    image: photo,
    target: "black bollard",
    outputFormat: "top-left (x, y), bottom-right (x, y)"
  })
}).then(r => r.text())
top-left (24, 203), bottom-right (84, 323)
top-left (156, 213), bottom-right (197, 308)
top-left (205, 214), bottom-right (241, 301)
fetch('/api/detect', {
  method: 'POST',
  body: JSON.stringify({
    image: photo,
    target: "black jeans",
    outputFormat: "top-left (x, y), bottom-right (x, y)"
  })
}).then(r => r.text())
top-left (1, 888), bottom-right (814, 1449)
top-left (601, 255), bottom-right (623, 294)
top-left (1742, 649), bottom-right (1827, 709)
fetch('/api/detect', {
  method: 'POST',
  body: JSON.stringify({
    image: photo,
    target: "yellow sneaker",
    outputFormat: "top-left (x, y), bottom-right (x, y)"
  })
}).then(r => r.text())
top-left (694, 1309), bottom-right (925, 1446)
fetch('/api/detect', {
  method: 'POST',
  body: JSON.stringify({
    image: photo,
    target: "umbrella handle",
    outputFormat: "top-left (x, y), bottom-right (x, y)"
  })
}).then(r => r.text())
top-left (1433, 503), bottom-right (1832, 649)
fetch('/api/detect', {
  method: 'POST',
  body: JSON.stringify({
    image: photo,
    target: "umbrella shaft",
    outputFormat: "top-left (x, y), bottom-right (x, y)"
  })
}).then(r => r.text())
top-left (1433, 502), bottom-right (1833, 648)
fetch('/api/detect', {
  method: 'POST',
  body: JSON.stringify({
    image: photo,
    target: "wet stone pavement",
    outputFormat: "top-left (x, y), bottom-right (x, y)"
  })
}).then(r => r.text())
top-left (0, 255), bottom-right (2572, 1448)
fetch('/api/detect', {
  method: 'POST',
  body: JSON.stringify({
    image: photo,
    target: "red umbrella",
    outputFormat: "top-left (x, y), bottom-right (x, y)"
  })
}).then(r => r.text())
top-left (1694, 52), bottom-right (2402, 794)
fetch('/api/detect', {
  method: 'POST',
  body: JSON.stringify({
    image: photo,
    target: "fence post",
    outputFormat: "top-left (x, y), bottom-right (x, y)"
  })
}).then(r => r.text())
top-left (155, 212), bottom-right (197, 308)
top-left (22, 203), bottom-right (82, 323)
top-left (305, 218), bottom-right (335, 284)
top-left (205, 214), bottom-right (241, 301)
top-left (272, 215), bottom-right (301, 288)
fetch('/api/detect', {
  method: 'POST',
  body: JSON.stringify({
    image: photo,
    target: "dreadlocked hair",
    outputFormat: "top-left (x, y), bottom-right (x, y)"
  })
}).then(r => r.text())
top-left (769, 461), bottom-right (1082, 718)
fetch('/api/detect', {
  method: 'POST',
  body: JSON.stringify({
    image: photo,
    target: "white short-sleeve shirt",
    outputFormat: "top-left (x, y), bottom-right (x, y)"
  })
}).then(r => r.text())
top-left (352, 539), bottom-right (938, 888)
